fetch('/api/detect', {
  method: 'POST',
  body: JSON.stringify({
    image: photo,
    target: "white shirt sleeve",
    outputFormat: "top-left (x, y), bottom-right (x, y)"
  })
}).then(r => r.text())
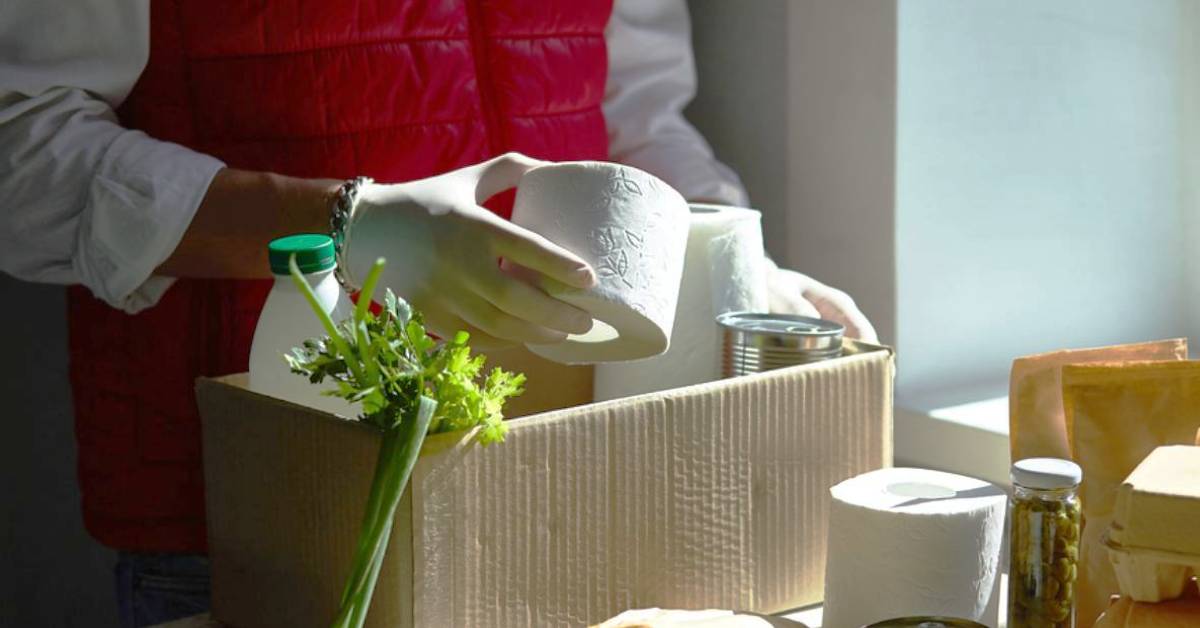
top-left (604, 0), bottom-right (748, 207)
top-left (0, 1), bottom-right (224, 313)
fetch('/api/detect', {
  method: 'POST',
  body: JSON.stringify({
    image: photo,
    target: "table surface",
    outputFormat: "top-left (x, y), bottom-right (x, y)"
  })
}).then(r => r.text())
top-left (153, 607), bottom-right (825, 628)
top-left (153, 584), bottom-right (1016, 628)
top-left (152, 605), bottom-right (829, 628)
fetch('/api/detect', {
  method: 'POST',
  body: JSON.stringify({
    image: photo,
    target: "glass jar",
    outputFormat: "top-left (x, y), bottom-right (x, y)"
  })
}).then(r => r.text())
top-left (1007, 458), bottom-right (1083, 628)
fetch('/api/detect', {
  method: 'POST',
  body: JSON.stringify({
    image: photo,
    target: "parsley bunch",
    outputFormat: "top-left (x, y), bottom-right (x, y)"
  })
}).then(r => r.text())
top-left (284, 255), bottom-right (524, 628)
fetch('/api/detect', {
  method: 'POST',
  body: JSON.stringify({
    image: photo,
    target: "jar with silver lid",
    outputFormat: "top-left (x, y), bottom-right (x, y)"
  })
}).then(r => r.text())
top-left (1007, 458), bottom-right (1083, 628)
top-left (716, 312), bottom-right (844, 377)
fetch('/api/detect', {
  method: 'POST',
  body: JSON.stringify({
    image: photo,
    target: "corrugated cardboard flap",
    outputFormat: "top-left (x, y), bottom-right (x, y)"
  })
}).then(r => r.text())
top-left (197, 375), bottom-right (415, 628)
top-left (410, 343), bottom-right (893, 625)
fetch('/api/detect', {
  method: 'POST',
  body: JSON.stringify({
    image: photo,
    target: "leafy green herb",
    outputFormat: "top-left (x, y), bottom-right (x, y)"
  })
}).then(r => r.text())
top-left (285, 255), bottom-right (523, 628)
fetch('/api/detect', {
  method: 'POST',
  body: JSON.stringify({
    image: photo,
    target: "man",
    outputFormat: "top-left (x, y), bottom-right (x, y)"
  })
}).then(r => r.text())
top-left (0, 1), bottom-right (875, 625)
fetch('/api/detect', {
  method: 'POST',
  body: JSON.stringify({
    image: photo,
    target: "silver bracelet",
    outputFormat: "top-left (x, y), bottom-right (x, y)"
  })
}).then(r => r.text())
top-left (330, 176), bottom-right (373, 292)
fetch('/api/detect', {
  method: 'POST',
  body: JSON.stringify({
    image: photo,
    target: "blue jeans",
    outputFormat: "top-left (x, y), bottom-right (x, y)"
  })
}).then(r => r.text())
top-left (115, 553), bottom-right (211, 628)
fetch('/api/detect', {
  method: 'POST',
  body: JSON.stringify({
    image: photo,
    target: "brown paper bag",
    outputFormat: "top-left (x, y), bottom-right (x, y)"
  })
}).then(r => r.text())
top-left (1064, 361), bottom-right (1200, 626)
top-left (1009, 339), bottom-right (1186, 461)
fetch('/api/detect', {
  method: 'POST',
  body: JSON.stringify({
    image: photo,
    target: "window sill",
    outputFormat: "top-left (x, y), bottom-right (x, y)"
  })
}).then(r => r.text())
top-left (895, 396), bottom-right (1012, 486)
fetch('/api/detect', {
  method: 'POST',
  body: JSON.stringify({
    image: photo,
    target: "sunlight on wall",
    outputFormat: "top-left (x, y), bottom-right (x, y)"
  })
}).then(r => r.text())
top-left (896, 0), bottom-right (1191, 406)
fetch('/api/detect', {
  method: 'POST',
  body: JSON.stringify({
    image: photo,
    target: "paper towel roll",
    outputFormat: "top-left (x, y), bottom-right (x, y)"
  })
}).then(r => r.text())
top-left (593, 204), bottom-right (767, 400)
top-left (511, 162), bottom-right (689, 364)
top-left (823, 468), bottom-right (1007, 628)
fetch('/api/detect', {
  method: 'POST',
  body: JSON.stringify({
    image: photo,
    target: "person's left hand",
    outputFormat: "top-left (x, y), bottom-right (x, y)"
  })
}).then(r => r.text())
top-left (765, 259), bottom-right (878, 343)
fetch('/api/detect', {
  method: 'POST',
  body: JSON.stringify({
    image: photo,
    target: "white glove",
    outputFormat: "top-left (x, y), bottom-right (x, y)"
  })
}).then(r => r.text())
top-left (343, 153), bottom-right (596, 348)
top-left (765, 259), bottom-right (879, 343)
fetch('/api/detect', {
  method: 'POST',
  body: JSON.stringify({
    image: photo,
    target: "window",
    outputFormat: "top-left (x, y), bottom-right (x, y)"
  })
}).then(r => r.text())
top-left (688, 0), bottom-right (1199, 482)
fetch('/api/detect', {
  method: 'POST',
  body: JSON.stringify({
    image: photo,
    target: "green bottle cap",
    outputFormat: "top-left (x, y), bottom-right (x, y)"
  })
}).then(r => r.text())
top-left (267, 234), bottom-right (336, 275)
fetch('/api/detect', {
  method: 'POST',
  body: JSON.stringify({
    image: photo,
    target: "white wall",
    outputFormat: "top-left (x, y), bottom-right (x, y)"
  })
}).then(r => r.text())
top-left (685, 2), bottom-right (791, 266)
top-left (1182, 3), bottom-right (1200, 348)
top-left (688, 1), bottom-right (898, 345)
top-left (785, 2), bottom-right (898, 348)
top-left (895, 0), bottom-right (1191, 407)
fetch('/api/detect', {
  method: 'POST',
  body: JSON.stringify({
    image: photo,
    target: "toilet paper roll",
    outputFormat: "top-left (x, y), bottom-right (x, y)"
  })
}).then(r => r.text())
top-left (593, 205), bottom-right (767, 400)
top-left (510, 162), bottom-right (690, 364)
top-left (823, 468), bottom-right (1007, 628)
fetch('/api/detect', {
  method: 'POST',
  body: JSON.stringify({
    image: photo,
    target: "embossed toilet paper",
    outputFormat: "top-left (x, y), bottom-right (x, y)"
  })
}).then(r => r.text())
top-left (594, 205), bottom-right (767, 399)
top-left (511, 162), bottom-right (689, 364)
top-left (823, 468), bottom-right (1008, 628)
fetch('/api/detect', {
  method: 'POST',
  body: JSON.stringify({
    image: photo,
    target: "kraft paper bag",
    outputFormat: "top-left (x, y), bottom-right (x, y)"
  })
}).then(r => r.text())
top-left (1064, 361), bottom-right (1200, 626)
top-left (1009, 339), bottom-right (1186, 462)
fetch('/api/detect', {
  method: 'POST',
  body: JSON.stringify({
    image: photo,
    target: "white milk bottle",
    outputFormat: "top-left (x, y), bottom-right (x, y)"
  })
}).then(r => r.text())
top-left (248, 234), bottom-right (355, 416)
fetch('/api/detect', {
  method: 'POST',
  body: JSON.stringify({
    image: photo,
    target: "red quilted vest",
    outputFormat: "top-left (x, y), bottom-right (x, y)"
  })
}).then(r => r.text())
top-left (69, 0), bottom-right (613, 552)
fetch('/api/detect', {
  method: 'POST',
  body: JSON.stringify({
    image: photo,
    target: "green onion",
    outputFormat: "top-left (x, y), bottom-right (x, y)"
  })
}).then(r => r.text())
top-left (286, 255), bottom-right (524, 627)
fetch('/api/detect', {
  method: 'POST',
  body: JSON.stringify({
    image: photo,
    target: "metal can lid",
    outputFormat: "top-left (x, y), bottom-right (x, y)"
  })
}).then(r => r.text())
top-left (1011, 457), bottom-right (1082, 490)
top-left (862, 617), bottom-right (989, 628)
top-left (717, 312), bottom-right (844, 352)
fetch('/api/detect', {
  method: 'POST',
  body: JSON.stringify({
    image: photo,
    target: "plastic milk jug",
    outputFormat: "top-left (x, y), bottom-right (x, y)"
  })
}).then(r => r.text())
top-left (248, 234), bottom-right (355, 416)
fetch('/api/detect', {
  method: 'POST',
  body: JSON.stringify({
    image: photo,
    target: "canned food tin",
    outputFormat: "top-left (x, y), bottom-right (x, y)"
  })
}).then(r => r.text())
top-left (717, 312), bottom-right (845, 377)
top-left (862, 617), bottom-right (988, 628)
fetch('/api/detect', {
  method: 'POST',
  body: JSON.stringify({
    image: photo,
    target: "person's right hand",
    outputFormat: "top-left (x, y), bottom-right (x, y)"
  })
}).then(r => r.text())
top-left (343, 153), bottom-right (596, 349)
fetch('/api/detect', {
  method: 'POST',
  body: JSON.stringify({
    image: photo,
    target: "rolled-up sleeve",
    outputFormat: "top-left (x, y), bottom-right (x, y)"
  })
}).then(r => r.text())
top-left (604, 0), bottom-right (748, 206)
top-left (0, 1), bottom-right (224, 313)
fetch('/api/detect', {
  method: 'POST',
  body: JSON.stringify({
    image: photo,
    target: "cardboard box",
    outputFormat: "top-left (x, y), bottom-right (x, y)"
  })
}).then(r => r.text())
top-left (197, 341), bottom-right (893, 627)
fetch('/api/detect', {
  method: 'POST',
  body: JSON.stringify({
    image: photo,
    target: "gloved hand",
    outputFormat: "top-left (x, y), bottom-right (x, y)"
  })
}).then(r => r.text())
top-left (342, 153), bottom-right (596, 349)
top-left (765, 258), bottom-right (878, 343)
